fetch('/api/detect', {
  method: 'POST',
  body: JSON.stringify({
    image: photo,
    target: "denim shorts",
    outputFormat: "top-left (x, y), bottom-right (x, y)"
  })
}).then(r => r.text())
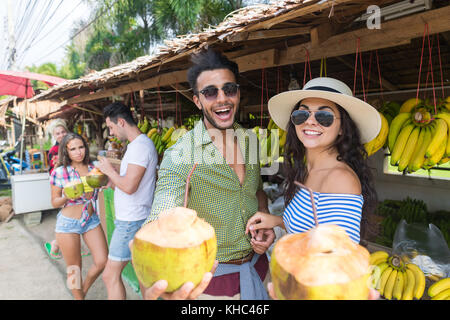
top-left (55, 211), bottom-right (101, 235)
top-left (108, 219), bottom-right (146, 262)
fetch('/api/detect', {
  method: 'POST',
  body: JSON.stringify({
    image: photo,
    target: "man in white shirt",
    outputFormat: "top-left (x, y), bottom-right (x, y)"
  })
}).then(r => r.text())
top-left (96, 102), bottom-right (157, 300)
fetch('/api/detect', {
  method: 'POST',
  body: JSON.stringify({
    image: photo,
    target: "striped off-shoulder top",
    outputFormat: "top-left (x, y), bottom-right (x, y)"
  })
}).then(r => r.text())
top-left (283, 187), bottom-right (364, 243)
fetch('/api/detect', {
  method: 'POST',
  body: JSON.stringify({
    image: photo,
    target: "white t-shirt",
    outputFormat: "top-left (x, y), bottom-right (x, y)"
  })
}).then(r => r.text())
top-left (114, 134), bottom-right (157, 221)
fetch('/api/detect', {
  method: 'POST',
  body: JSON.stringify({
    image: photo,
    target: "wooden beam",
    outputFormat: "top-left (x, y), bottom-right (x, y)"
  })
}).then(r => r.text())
top-left (63, 69), bottom-right (188, 105)
top-left (278, 5), bottom-right (450, 66)
top-left (227, 26), bottom-right (310, 42)
top-left (170, 83), bottom-right (193, 102)
top-left (310, 22), bottom-right (334, 47)
top-left (231, 48), bottom-right (278, 73)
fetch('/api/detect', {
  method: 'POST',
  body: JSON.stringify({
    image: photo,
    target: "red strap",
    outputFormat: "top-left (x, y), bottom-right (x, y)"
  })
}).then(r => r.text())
top-left (437, 34), bottom-right (445, 99)
top-left (353, 38), bottom-right (366, 102)
top-left (375, 50), bottom-right (384, 101)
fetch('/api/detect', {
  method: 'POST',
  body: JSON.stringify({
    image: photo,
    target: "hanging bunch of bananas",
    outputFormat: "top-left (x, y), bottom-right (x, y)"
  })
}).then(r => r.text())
top-left (147, 125), bottom-right (187, 156)
top-left (253, 118), bottom-right (287, 167)
top-left (388, 97), bottom-right (450, 173)
top-left (137, 116), bottom-right (151, 134)
top-left (369, 251), bottom-right (426, 300)
top-left (364, 111), bottom-right (389, 156)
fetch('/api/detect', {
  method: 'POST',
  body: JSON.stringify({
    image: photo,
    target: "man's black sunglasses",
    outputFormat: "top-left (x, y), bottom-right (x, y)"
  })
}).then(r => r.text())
top-left (198, 83), bottom-right (240, 100)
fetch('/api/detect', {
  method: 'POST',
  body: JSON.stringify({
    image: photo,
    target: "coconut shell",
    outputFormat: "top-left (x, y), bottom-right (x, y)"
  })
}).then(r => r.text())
top-left (270, 224), bottom-right (371, 300)
top-left (131, 207), bottom-right (217, 292)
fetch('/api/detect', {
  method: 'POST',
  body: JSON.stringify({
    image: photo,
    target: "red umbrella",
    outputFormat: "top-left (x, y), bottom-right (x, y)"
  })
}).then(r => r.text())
top-left (0, 70), bottom-right (66, 173)
top-left (0, 70), bottom-right (66, 98)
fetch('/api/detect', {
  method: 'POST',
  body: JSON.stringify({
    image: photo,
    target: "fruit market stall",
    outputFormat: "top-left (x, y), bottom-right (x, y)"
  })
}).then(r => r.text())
top-left (28, 0), bottom-right (450, 299)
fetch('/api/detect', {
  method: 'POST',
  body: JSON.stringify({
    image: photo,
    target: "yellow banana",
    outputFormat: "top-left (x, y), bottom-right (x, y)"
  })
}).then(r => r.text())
top-left (438, 157), bottom-right (449, 165)
top-left (399, 98), bottom-right (422, 113)
top-left (365, 112), bottom-right (389, 156)
top-left (388, 113), bottom-right (412, 152)
top-left (406, 263), bottom-right (425, 299)
top-left (147, 128), bottom-right (157, 138)
top-left (431, 288), bottom-right (450, 300)
top-left (390, 123), bottom-right (415, 166)
top-left (408, 126), bottom-right (431, 172)
top-left (379, 266), bottom-right (393, 296)
top-left (435, 112), bottom-right (450, 156)
top-left (392, 270), bottom-right (405, 300)
top-left (398, 126), bottom-right (420, 172)
top-left (428, 278), bottom-right (450, 298)
top-left (402, 268), bottom-right (415, 300)
top-left (425, 135), bottom-right (447, 167)
top-left (425, 118), bottom-right (447, 158)
top-left (162, 127), bottom-right (175, 143)
top-left (369, 251), bottom-right (389, 266)
top-left (373, 262), bottom-right (389, 290)
top-left (383, 269), bottom-right (398, 300)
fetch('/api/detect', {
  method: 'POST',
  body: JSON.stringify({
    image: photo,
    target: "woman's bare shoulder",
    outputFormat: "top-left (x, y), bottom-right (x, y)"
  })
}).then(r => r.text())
top-left (321, 166), bottom-right (361, 195)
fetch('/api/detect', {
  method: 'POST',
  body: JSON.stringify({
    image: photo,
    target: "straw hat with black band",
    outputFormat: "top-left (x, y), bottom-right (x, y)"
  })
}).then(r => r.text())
top-left (268, 77), bottom-right (381, 144)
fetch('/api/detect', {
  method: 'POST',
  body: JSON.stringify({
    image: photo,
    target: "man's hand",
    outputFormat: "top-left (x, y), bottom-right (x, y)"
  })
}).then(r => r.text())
top-left (95, 156), bottom-right (115, 177)
top-left (250, 228), bottom-right (275, 255)
top-left (143, 260), bottom-right (218, 300)
top-left (128, 239), bottom-right (218, 300)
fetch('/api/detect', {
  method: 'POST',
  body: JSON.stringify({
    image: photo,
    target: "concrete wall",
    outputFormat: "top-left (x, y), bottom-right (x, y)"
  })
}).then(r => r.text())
top-left (369, 149), bottom-right (450, 212)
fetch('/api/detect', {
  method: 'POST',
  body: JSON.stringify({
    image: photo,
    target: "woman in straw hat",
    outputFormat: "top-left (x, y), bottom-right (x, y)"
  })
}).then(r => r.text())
top-left (246, 77), bottom-right (380, 245)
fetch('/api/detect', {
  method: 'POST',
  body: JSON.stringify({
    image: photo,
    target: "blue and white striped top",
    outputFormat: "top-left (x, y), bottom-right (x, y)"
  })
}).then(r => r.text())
top-left (283, 188), bottom-right (364, 244)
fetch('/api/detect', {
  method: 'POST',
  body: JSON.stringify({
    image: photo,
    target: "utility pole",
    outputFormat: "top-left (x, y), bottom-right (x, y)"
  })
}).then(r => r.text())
top-left (7, 0), bottom-right (16, 70)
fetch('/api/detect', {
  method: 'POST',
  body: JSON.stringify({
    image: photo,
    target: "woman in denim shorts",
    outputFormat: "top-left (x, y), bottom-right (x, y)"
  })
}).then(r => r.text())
top-left (50, 133), bottom-right (108, 300)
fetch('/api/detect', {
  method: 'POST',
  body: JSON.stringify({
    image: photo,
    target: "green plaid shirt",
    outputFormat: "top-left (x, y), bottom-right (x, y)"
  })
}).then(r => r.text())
top-left (146, 120), bottom-right (263, 262)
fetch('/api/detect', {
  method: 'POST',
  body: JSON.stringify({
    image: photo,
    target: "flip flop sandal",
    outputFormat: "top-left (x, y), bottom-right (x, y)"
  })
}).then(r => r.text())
top-left (44, 242), bottom-right (62, 260)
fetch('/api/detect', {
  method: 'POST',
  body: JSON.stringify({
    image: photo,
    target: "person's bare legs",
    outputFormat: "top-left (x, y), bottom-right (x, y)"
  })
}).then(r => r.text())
top-left (102, 259), bottom-right (129, 300)
top-left (56, 233), bottom-right (84, 300)
top-left (81, 225), bottom-right (108, 296)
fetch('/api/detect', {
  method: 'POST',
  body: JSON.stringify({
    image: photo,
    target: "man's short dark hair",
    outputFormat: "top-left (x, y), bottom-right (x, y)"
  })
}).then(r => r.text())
top-left (187, 49), bottom-right (239, 95)
top-left (103, 102), bottom-right (136, 125)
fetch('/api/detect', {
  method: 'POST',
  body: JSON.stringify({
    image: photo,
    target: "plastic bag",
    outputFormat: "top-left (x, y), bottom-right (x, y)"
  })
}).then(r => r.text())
top-left (392, 219), bottom-right (450, 277)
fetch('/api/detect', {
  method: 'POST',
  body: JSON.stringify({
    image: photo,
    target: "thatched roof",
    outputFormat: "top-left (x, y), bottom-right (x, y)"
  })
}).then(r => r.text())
top-left (30, 0), bottom-right (450, 116)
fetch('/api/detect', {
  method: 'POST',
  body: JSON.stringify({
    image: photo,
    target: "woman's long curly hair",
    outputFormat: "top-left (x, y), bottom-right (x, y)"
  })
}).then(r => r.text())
top-left (282, 101), bottom-right (378, 239)
top-left (57, 132), bottom-right (90, 168)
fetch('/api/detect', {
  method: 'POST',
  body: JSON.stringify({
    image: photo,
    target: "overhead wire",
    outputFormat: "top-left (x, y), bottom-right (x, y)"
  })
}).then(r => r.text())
top-left (30, 0), bottom-right (120, 66)
top-left (15, 0), bottom-right (55, 61)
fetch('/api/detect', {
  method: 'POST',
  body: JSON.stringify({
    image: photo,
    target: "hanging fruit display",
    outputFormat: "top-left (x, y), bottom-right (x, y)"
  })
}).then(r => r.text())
top-left (387, 97), bottom-right (450, 173)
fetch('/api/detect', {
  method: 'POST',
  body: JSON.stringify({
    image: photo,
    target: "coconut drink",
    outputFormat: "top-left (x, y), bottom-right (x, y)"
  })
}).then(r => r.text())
top-left (63, 181), bottom-right (84, 199)
top-left (131, 207), bottom-right (217, 292)
top-left (85, 168), bottom-right (108, 188)
top-left (270, 182), bottom-right (371, 300)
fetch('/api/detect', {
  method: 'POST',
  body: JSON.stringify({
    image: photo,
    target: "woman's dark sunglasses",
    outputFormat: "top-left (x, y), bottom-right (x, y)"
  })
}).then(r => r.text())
top-left (198, 83), bottom-right (240, 100)
top-left (291, 109), bottom-right (338, 127)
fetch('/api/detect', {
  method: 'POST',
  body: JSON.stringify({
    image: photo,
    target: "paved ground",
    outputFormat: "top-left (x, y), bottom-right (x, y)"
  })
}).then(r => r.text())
top-left (0, 209), bottom-right (141, 300)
